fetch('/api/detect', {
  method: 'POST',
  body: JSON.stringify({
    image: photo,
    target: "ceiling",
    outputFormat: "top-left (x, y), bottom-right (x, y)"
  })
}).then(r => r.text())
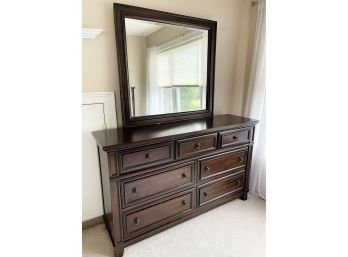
top-left (125, 18), bottom-right (164, 37)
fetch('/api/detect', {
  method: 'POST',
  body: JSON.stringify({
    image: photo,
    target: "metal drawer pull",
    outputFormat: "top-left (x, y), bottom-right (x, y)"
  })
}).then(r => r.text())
top-left (144, 153), bottom-right (152, 160)
top-left (194, 143), bottom-right (201, 150)
top-left (239, 157), bottom-right (244, 162)
top-left (133, 218), bottom-right (141, 224)
top-left (204, 166), bottom-right (211, 172)
top-left (182, 200), bottom-right (186, 206)
top-left (233, 135), bottom-right (238, 140)
top-left (132, 187), bottom-right (137, 193)
top-left (236, 180), bottom-right (240, 185)
top-left (203, 192), bottom-right (208, 197)
top-left (181, 173), bottom-right (187, 178)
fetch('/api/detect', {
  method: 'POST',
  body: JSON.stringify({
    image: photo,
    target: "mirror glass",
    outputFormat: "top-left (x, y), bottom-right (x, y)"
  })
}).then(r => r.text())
top-left (125, 18), bottom-right (209, 117)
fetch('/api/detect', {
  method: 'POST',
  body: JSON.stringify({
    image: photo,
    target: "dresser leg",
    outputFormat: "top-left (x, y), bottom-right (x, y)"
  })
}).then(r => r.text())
top-left (241, 191), bottom-right (248, 201)
top-left (114, 245), bottom-right (124, 257)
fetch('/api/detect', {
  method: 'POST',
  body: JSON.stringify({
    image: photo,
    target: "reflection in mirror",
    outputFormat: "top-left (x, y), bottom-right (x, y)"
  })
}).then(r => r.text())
top-left (125, 18), bottom-right (208, 117)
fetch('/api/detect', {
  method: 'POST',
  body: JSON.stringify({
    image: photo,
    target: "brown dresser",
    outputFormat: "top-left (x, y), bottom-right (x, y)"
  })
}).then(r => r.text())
top-left (93, 114), bottom-right (258, 257)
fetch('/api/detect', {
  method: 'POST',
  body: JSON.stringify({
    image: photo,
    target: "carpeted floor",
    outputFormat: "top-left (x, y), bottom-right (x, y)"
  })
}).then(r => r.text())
top-left (83, 197), bottom-right (265, 257)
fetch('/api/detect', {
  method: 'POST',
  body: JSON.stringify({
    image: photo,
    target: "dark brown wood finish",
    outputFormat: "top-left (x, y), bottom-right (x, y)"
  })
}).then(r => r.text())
top-left (121, 162), bottom-right (194, 207)
top-left (94, 114), bottom-right (258, 257)
top-left (100, 4), bottom-right (260, 256)
top-left (220, 128), bottom-right (251, 148)
top-left (198, 172), bottom-right (245, 206)
top-left (92, 114), bottom-right (258, 152)
top-left (124, 190), bottom-right (193, 237)
top-left (198, 148), bottom-right (248, 181)
top-left (176, 133), bottom-right (217, 158)
top-left (113, 3), bottom-right (217, 127)
top-left (118, 142), bottom-right (174, 173)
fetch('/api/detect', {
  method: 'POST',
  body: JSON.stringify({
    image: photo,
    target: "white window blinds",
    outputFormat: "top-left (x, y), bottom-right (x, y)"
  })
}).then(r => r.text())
top-left (156, 38), bottom-right (202, 87)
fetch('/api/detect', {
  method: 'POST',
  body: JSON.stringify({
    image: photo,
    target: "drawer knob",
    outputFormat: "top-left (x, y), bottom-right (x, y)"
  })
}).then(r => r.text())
top-left (144, 153), bottom-right (152, 160)
top-left (236, 180), bottom-right (241, 185)
top-left (233, 135), bottom-right (238, 140)
top-left (203, 192), bottom-right (208, 197)
top-left (181, 173), bottom-right (187, 178)
top-left (133, 218), bottom-right (141, 224)
top-left (204, 166), bottom-right (211, 173)
top-left (132, 187), bottom-right (137, 193)
top-left (182, 200), bottom-right (186, 206)
top-left (239, 157), bottom-right (244, 162)
top-left (194, 143), bottom-right (201, 150)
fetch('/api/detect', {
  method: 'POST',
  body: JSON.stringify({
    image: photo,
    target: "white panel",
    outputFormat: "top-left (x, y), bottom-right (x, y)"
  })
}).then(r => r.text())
top-left (82, 104), bottom-right (104, 221)
top-left (82, 92), bottom-right (117, 221)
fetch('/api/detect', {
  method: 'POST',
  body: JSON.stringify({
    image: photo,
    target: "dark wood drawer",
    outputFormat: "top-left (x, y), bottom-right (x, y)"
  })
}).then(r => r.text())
top-left (219, 128), bottom-right (251, 148)
top-left (198, 173), bottom-right (244, 206)
top-left (198, 148), bottom-right (248, 181)
top-left (118, 142), bottom-right (174, 173)
top-left (121, 162), bottom-right (194, 207)
top-left (176, 134), bottom-right (217, 158)
top-left (124, 190), bottom-right (193, 236)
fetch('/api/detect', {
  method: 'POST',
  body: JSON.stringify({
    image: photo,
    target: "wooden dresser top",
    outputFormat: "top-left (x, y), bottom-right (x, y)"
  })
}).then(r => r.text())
top-left (92, 114), bottom-right (258, 151)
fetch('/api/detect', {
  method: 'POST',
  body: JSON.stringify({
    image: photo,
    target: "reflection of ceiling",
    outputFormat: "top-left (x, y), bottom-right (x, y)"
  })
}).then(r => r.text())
top-left (125, 18), bottom-right (164, 37)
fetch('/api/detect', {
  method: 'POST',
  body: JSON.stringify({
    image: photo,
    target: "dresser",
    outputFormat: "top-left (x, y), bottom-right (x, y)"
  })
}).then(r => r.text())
top-left (92, 114), bottom-right (258, 257)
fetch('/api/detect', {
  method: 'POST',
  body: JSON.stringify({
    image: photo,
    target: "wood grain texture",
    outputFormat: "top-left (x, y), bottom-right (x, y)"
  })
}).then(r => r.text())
top-left (198, 173), bottom-right (245, 206)
top-left (199, 148), bottom-right (248, 181)
top-left (118, 142), bottom-right (175, 174)
top-left (125, 192), bottom-right (193, 235)
top-left (92, 114), bottom-right (257, 151)
top-left (96, 119), bottom-right (258, 257)
top-left (122, 163), bottom-right (194, 207)
top-left (176, 134), bottom-right (217, 158)
top-left (220, 128), bottom-right (251, 148)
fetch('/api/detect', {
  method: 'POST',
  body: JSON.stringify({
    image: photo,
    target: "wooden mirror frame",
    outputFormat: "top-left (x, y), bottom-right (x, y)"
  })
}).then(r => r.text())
top-left (114, 3), bottom-right (217, 127)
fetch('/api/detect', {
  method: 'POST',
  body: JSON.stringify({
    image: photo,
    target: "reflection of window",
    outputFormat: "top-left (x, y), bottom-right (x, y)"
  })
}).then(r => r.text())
top-left (156, 34), bottom-right (207, 113)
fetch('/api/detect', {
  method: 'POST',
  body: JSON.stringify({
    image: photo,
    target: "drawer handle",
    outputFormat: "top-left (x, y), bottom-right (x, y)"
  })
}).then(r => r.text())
top-left (182, 200), bottom-right (186, 206)
top-left (203, 192), bottom-right (208, 197)
top-left (194, 143), bottom-right (201, 150)
top-left (133, 218), bottom-right (141, 224)
top-left (233, 135), bottom-right (238, 140)
top-left (181, 173), bottom-right (187, 178)
top-left (239, 157), bottom-right (244, 162)
top-left (144, 153), bottom-right (152, 160)
top-left (204, 166), bottom-right (211, 173)
top-left (236, 180), bottom-right (241, 186)
top-left (132, 187), bottom-right (137, 193)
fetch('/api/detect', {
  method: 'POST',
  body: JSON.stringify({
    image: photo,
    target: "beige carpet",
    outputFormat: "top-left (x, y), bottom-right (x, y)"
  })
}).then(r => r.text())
top-left (83, 197), bottom-right (265, 257)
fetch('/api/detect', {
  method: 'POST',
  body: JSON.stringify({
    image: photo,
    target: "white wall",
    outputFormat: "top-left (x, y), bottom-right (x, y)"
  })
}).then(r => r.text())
top-left (126, 36), bottom-right (146, 116)
top-left (82, 104), bottom-right (104, 221)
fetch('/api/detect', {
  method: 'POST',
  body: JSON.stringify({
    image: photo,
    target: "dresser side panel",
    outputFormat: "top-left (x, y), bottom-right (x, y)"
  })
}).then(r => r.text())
top-left (99, 147), bottom-right (114, 242)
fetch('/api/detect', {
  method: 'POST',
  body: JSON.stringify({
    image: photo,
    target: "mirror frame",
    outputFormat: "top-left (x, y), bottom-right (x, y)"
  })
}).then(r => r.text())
top-left (114, 3), bottom-right (217, 127)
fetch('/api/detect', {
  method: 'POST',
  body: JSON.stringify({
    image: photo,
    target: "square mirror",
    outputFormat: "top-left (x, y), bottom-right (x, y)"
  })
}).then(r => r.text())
top-left (114, 4), bottom-right (216, 127)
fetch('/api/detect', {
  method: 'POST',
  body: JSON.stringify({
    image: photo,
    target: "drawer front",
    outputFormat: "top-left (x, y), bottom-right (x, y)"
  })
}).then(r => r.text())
top-left (119, 142), bottom-right (174, 173)
top-left (122, 163), bottom-right (194, 207)
top-left (220, 128), bottom-right (251, 148)
top-left (199, 149), bottom-right (248, 181)
top-left (199, 173), bottom-right (244, 206)
top-left (125, 191), bottom-right (193, 235)
top-left (176, 134), bottom-right (217, 158)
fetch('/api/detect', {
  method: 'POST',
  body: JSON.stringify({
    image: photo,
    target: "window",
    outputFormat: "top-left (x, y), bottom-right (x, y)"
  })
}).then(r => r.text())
top-left (156, 34), bottom-right (207, 113)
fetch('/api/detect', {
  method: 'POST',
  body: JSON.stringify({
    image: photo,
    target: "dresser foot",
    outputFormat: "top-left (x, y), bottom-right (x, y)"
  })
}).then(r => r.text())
top-left (241, 191), bottom-right (248, 201)
top-left (114, 245), bottom-right (124, 257)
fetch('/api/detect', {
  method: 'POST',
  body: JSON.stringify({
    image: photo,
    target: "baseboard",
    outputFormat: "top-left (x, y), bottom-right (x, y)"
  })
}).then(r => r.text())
top-left (82, 215), bottom-right (104, 230)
